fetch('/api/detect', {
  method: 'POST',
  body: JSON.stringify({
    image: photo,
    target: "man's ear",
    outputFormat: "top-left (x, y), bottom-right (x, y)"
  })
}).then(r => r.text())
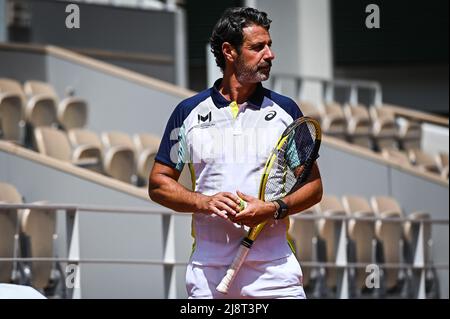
top-left (222, 42), bottom-right (238, 63)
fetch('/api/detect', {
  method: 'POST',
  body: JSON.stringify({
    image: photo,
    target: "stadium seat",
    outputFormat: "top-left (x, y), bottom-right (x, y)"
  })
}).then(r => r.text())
top-left (381, 148), bottom-right (411, 167)
top-left (101, 131), bottom-right (137, 183)
top-left (288, 208), bottom-right (317, 293)
top-left (435, 153), bottom-right (449, 179)
top-left (23, 81), bottom-right (58, 128)
top-left (318, 102), bottom-right (347, 139)
top-left (370, 196), bottom-right (405, 295)
top-left (342, 195), bottom-right (377, 297)
top-left (315, 195), bottom-right (347, 296)
top-left (67, 128), bottom-right (103, 173)
top-left (132, 132), bottom-right (192, 189)
top-left (19, 201), bottom-right (57, 291)
top-left (408, 149), bottom-right (441, 174)
top-left (34, 127), bottom-right (100, 169)
top-left (299, 100), bottom-right (322, 123)
top-left (0, 78), bottom-right (26, 143)
top-left (24, 80), bottom-right (87, 130)
top-left (343, 103), bottom-right (372, 148)
top-left (369, 106), bottom-right (398, 150)
top-left (133, 133), bottom-right (160, 182)
top-left (0, 182), bottom-right (22, 284)
top-left (403, 211), bottom-right (440, 298)
top-left (57, 97), bottom-right (87, 130)
top-left (397, 118), bottom-right (422, 151)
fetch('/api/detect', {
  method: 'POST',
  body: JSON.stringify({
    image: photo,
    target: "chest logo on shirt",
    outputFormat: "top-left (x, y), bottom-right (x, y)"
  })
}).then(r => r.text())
top-left (198, 111), bottom-right (212, 124)
top-left (265, 110), bottom-right (277, 121)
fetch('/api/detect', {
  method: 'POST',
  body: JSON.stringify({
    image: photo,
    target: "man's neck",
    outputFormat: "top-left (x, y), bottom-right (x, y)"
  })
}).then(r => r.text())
top-left (218, 74), bottom-right (258, 105)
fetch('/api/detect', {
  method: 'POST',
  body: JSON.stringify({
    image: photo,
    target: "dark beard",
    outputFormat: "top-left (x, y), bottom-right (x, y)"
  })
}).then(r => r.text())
top-left (235, 56), bottom-right (271, 83)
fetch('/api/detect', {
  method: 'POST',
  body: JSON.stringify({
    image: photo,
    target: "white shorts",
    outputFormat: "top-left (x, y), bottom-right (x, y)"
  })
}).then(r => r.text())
top-left (186, 253), bottom-right (306, 299)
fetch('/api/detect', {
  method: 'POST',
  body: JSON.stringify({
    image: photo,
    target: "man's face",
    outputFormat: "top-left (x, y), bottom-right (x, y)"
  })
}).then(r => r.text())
top-left (234, 24), bottom-right (275, 83)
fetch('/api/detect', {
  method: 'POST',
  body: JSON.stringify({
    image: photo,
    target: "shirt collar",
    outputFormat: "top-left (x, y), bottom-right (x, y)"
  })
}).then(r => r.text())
top-left (210, 78), bottom-right (265, 109)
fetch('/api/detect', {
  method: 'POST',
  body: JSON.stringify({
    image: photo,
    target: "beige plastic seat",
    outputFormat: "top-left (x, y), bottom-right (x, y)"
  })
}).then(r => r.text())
top-left (70, 129), bottom-right (143, 182)
top-left (0, 182), bottom-right (23, 283)
top-left (408, 149), bottom-right (440, 174)
top-left (34, 127), bottom-right (72, 161)
top-left (318, 102), bottom-right (347, 139)
top-left (57, 97), bottom-right (87, 129)
top-left (403, 211), bottom-right (432, 265)
top-left (435, 153), bottom-right (449, 179)
top-left (288, 209), bottom-right (316, 289)
top-left (381, 148), bottom-right (411, 167)
top-left (397, 118), bottom-right (421, 151)
top-left (299, 101), bottom-right (322, 123)
top-left (315, 195), bottom-right (347, 292)
top-left (370, 196), bottom-right (404, 292)
top-left (369, 106), bottom-right (398, 150)
top-left (101, 131), bottom-right (137, 183)
top-left (67, 128), bottom-right (103, 173)
top-left (342, 195), bottom-right (376, 294)
top-left (24, 80), bottom-right (87, 129)
top-left (133, 133), bottom-right (161, 182)
top-left (34, 127), bottom-right (100, 170)
top-left (23, 81), bottom-right (58, 128)
top-left (0, 78), bottom-right (26, 143)
top-left (20, 202), bottom-right (56, 290)
top-left (343, 104), bottom-right (372, 148)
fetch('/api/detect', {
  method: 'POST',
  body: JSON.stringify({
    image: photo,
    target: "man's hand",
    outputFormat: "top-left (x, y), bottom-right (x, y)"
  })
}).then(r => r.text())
top-left (196, 192), bottom-right (241, 220)
top-left (230, 191), bottom-right (277, 227)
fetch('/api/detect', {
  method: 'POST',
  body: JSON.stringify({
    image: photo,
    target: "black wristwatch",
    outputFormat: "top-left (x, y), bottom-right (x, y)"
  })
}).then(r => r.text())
top-left (273, 199), bottom-right (289, 220)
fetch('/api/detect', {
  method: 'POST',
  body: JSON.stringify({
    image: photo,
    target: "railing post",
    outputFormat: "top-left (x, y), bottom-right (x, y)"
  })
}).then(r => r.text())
top-left (335, 219), bottom-right (349, 299)
top-left (324, 81), bottom-right (334, 103)
top-left (349, 85), bottom-right (358, 105)
top-left (374, 84), bottom-right (383, 107)
top-left (414, 221), bottom-right (426, 299)
top-left (66, 209), bottom-right (81, 299)
top-left (162, 214), bottom-right (177, 299)
top-left (296, 78), bottom-right (304, 102)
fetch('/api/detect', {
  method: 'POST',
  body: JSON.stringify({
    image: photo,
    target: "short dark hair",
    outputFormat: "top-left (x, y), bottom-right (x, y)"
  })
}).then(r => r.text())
top-left (210, 7), bottom-right (272, 71)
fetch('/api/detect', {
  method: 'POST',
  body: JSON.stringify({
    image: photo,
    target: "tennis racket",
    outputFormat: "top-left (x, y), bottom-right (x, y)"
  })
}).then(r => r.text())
top-left (216, 116), bottom-right (321, 294)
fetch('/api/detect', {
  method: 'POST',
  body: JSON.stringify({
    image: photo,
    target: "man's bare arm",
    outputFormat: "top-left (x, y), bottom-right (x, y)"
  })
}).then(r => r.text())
top-left (148, 162), bottom-right (241, 219)
top-left (283, 162), bottom-right (323, 215)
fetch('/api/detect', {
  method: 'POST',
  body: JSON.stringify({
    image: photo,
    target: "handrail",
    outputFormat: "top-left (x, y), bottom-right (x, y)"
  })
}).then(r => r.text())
top-left (0, 203), bottom-right (448, 224)
top-left (72, 47), bottom-right (173, 65)
top-left (0, 42), bottom-right (195, 99)
top-left (383, 103), bottom-right (449, 127)
top-left (0, 203), bottom-right (172, 215)
top-left (0, 258), bottom-right (447, 270)
top-left (271, 73), bottom-right (383, 106)
top-left (1, 202), bottom-right (447, 299)
top-left (0, 140), bottom-right (150, 201)
top-left (271, 73), bottom-right (449, 127)
top-left (57, 0), bottom-right (177, 11)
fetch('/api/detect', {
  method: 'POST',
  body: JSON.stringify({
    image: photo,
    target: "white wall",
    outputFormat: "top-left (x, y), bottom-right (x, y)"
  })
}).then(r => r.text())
top-left (0, 0), bottom-right (6, 42)
top-left (249, 0), bottom-right (333, 103)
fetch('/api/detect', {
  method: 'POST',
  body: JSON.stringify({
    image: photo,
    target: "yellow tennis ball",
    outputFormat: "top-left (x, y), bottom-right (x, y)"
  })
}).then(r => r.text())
top-left (238, 197), bottom-right (247, 211)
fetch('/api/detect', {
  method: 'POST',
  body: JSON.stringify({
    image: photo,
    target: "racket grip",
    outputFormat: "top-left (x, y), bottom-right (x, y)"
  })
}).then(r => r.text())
top-left (216, 242), bottom-right (251, 294)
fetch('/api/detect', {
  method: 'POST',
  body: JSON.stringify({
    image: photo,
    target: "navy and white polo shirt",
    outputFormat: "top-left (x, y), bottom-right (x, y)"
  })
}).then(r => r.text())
top-left (155, 79), bottom-right (304, 265)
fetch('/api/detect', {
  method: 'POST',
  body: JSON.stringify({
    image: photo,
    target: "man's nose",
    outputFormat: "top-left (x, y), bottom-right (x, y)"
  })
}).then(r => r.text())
top-left (264, 46), bottom-right (275, 61)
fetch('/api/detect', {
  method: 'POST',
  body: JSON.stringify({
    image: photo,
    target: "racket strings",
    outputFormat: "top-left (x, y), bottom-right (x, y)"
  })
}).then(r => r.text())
top-left (263, 121), bottom-right (318, 202)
